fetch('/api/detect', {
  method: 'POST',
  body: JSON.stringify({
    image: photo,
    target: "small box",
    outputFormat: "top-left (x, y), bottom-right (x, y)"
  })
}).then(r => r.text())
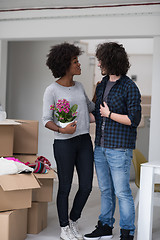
top-left (32, 169), bottom-right (56, 202)
top-left (141, 95), bottom-right (151, 105)
top-left (0, 208), bottom-right (28, 240)
top-left (13, 119), bottom-right (39, 154)
top-left (142, 105), bottom-right (151, 116)
top-left (0, 173), bottom-right (41, 212)
top-left (0, 120), bottom-right (20, 157)
top-left (27, 202), bottom-right (48, 234)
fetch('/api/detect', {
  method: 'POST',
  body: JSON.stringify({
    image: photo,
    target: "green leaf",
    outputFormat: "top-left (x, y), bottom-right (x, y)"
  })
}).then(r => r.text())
top-left (70, 104), bottom-right (78, 113)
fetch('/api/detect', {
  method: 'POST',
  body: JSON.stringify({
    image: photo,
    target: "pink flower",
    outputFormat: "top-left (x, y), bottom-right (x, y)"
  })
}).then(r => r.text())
top-left (50, 98), bottom-right (78, 123)
top-left (50, 105), bottom-right (55, 110)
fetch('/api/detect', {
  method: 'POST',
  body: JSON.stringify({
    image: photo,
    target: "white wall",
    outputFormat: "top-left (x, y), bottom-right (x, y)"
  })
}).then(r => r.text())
top-left (149, 37), bottom-right (160, 162)
top-left (128, 55), bottom-right (152, 95)
top-left (0, 41), bottom-right (8, 110)
top-left (82, 38), bottom-right (153, 96)
top-left (82, 38), bottom-right (153, 55)
top-left (0, 5), bottom-right (159, 40)
top-left (94, 54), bottom-right (153, 96)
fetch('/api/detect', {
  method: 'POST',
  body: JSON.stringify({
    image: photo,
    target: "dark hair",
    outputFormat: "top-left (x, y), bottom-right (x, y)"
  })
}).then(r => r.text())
top-left (46, 42), bottom-right (82, 78)
top-left (96, 42), bottom-right (130, 76)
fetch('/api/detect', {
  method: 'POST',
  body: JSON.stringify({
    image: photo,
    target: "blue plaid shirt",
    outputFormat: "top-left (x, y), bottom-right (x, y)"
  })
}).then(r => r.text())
top-left (93, 75), bottom-right (141, 149)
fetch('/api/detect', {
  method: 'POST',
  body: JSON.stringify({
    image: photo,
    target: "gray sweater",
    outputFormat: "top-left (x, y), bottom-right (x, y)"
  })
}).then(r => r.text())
top-left (42, 81), bottom-right (95, 139)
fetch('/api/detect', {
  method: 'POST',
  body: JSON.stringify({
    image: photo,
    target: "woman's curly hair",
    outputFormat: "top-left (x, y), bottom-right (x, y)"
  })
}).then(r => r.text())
top-left (96, 42), bottom-right (130, 76)
top-left (46, 42), bottom-right (82, 78)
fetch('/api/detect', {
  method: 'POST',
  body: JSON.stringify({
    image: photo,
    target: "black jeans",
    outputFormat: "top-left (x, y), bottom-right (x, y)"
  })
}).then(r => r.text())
top-left (53, 133), bottom-right (94, 227)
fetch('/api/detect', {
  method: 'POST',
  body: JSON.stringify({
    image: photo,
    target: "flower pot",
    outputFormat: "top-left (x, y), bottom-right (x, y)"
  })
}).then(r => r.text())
top-left (58, 121), bottom-right (74, 128)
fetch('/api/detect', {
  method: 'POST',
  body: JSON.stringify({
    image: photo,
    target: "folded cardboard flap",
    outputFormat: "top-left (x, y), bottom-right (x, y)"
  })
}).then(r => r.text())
top-left (34, 169), bottom-right (56, 179)
top-left (0, 173), bottom-right (41, 191)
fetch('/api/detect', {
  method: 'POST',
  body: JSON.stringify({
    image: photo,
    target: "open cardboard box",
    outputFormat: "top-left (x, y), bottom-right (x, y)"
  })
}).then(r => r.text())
top-left (0, 173), bottom-right (41, 212)
top-left (33, 169), bottom-right (56, 202)
top-left (14, 155), bottom-right (56, 202)
top-left (13, 155), bottom-right (56, 202)
top-left (0, 208), bottom-right (27, 240)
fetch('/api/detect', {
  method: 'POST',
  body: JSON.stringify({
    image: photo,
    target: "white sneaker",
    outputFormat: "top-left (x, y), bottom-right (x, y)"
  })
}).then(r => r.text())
top-left (69, 220), bottom-right (83, 240)
top-left (60, 225), bottom-right (77, 240)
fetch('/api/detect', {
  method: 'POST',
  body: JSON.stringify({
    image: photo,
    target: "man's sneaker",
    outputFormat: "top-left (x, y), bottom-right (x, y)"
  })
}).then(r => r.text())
top-left (84, 220), bottom-right (113, 240)
top-left (60, 225), bottom-right (77, 240)
top-left (69, 219), bottom-right (83, 240)
top-left (120, 229), bottom-right (134, 240)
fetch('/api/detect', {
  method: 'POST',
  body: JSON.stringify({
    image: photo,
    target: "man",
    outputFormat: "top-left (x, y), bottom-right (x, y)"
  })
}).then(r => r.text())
top-left (84, 42), bottom-right (141, 240)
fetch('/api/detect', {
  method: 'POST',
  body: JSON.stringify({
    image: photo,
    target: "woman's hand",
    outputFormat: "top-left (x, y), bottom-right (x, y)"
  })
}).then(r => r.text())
top-left (100, 102), bottom-right (110, 117)
top-left (60, 121), bottom-right (77, 134)
top-left (89, 113), bottom-right (95, 123)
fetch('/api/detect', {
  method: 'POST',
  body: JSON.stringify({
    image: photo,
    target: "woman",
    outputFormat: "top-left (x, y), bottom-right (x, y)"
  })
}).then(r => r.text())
top-left (42, 42), bottom-right (95, 240)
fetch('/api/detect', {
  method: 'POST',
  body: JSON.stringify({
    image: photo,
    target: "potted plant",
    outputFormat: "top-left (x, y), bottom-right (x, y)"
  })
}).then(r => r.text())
top-left (50, 98), bottom-right (78, 128)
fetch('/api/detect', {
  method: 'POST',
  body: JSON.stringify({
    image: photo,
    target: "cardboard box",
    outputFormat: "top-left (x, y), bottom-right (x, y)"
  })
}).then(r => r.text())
top-left (0, 173), bottom-right (41, 212)
top-left (13, 119), bottom-right (39, 154)
top-left (13, 155), bottom-right (56, 202)
top-left (141, 95), bottom-right (151, 105)
top-left (0, 209), bottom-right (27, 240)
top-left (32, 169), bottom-right (56, 202)
top-left (0, 120), bottom-right (20, 157)
top-left (142, 105), bottom-right (151, 116)
top-left (27, 202), bottom-right (48, 234)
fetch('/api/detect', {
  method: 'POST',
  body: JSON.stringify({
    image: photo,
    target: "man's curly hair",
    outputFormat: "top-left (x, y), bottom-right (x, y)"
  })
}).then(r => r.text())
top-left (96, 42), bottom-right (130, 76)
top-left (46, 42), bottom-right (82, 78)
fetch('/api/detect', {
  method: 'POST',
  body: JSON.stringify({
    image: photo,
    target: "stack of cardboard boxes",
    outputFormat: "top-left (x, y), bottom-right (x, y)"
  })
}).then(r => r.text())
top-left (0, 119), bottom-right (56, 240)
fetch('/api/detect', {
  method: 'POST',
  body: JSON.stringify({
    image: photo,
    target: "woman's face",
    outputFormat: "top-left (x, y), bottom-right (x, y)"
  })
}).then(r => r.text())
top-left (68, 56), bottom-right (81, 76)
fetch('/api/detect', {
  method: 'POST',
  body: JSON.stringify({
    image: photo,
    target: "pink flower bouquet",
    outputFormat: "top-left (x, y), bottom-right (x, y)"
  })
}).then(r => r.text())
top-left (50, 99), bottom-right (78, 123)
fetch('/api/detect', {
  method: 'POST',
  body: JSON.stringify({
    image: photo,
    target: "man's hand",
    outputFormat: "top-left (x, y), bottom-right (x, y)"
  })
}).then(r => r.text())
top-left (100, 102), bottom-right (110, 118)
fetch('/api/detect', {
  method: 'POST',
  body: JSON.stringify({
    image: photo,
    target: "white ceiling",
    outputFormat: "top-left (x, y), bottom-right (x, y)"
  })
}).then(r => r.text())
top-left (0, 0), bottom-right (159, 10)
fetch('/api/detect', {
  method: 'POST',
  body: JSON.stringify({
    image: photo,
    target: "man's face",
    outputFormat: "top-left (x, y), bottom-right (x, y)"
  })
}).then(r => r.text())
top-left (98, 60), bottom-right (107, 76)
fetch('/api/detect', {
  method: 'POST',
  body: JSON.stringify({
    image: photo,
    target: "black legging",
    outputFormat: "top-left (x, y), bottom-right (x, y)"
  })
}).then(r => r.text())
top-left (53, 133), bottom-right (94, 227)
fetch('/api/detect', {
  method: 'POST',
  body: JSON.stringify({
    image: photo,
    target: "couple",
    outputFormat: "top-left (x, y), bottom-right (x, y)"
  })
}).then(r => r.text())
top-left (42, 42), bottom-right (141, 240)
